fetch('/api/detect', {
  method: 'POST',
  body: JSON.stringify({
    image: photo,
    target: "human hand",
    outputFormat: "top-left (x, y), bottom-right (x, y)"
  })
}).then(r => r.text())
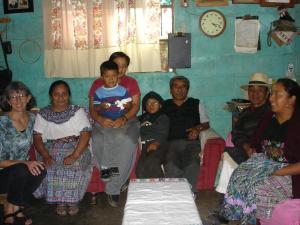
top-left (100, 102), bottom-right (111, 109)
top-left (245, 148), bottom-right (256, 157)
top-left (272, 169), bottom-right (280, 176)
top-left (123, 102), bottom-right (132, 110)
top-left (186, 127), bottom-right (200, 140)
top-left (243, 143), bottom-right (256, 157)
top-left (147, 142), bottom-right (160, 152)
top-left (267, 147), bottom-right (284, 159)
top-left (63, 153), bottom-right (79, 165)
top-left (43, 155), bottom-right (54, 167)
top-left (271, 166), bottom-right (287, 176)
top-left (112, 116), bottom-right (127, 128)
top-left (98, 117), bottom-right (114, 128)
top-left (26, 161), bottom-right (45, 176)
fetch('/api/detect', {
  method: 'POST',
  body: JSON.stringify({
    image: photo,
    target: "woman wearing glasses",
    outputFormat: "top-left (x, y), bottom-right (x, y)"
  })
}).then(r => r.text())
top-left (0, 81), bottom-right (46, 225)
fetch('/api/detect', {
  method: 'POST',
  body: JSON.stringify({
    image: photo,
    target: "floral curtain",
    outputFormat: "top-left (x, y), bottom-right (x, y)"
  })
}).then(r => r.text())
top-left (43, 0), bottom-right (161, 78)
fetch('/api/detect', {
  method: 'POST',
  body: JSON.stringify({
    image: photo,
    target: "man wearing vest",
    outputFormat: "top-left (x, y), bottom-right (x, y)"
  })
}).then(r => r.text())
top-left (163, 76), bottom-right (210, 192)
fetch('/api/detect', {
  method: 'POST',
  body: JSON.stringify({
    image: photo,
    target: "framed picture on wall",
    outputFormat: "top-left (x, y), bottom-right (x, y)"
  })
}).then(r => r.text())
top-left (233, 0), bottom-right (259, 4)
top-left (196, 0), bottom-right (228, 7)
top-left (260, 0), bottom-right (295, 7)
top-left (3, 0), bottom-right (34, 14)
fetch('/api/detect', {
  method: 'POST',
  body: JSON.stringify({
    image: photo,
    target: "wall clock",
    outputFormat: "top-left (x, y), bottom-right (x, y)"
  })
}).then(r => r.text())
top-left (199, 10), bottom-right (226, 38)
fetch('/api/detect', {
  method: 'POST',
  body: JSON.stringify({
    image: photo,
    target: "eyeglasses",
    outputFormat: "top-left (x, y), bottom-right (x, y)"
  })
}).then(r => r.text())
top-left (9, 94), bottom-right (27, 101)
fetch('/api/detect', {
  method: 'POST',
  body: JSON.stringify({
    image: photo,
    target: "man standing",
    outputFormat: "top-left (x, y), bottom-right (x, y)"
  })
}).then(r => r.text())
top-left (163, 76), bottom-right (210, 192)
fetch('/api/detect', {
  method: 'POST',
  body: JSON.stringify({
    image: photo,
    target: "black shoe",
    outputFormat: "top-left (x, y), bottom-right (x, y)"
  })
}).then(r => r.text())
top-left (101, 169), bottom-right (112, 182)
top-left (107, 194), bottom-right (119, 207)
top-left (217, 214), bottom-right (229, 224)
top-left (121, 179), bottom-right (130, 192)
top-left (208, 210), bottom-right (229, 224)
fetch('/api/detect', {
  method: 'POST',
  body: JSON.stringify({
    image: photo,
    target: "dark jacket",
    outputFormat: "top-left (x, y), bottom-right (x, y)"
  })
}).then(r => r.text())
top-left (232, 103), bottom-right (270, 150)
top-left (139, 113), bottom-right (169, 149)
top-left (226, 103), bottom-right (270, 164)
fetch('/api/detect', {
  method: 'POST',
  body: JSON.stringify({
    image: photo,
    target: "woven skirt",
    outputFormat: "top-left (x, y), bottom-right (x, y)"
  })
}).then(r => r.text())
top-left (34, 137), bottom-right (92, 204)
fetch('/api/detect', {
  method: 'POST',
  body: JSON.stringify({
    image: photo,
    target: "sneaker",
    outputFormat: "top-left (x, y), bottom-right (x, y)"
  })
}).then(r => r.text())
top-left (107, 194), bottom-right (120, 207)
top-left (110, 167), bottom-right (120, 176)
top-left (101, 169), bottom-right (112, 182)
top-left (121, 179), bottom-right (130, 192)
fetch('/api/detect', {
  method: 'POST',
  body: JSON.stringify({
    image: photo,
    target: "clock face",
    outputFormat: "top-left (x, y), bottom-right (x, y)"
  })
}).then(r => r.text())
top-left (199, 10), bottom-right (226, 38)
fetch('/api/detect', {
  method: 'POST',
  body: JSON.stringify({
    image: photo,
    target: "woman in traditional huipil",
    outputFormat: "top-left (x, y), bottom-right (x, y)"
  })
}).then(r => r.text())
top-left (221, 78), bottom-right (300, 225)
top-left (33, 80), bottom-right (92, 216)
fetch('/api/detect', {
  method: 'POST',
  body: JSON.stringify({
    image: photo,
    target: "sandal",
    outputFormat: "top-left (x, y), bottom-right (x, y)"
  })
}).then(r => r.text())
top-left (3, 213), bottom-right (16, 225)
top-left (4, 209), bottom-right (32, 225)
top-left (14, 208), bottom-right (32, 225)
top-left (56, 204), bottom-right (67, 216)
top-left (68, 205), bottom-right (79, 216)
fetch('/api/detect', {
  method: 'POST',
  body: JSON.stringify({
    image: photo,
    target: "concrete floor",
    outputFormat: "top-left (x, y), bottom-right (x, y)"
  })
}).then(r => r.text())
top-left (0, 190), bottom-right (226, 225)
top-left (1, 190), bottom-right (227, 225)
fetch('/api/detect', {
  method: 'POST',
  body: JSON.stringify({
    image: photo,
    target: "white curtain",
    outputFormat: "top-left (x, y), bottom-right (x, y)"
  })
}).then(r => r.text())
top-left (43, 0), bottom-right (162, 78)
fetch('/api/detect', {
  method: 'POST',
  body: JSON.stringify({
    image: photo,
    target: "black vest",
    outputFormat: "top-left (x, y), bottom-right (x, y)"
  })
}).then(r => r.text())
top-left (163, 98), bottom-right (200, 140)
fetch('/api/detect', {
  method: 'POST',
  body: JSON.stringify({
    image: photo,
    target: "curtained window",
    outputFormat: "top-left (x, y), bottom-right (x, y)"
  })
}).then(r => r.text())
top-left (43, 0), bottom-right (172, 78)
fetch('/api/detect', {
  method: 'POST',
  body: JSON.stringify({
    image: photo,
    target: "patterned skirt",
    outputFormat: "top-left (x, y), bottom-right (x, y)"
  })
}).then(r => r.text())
top-left (256, 174), bottom-right (292, 220)
top-left (34, 137), bottom-right (92, 204)
top-left (220, 153), bottom-right (285, 225)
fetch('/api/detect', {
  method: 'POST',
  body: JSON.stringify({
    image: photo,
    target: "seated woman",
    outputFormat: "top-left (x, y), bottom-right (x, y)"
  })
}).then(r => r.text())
top-left (0, 81), bottom-right (46, 225)
top-left (136, 91), bottom-right (169, 178)
top-left (33, 80), bottom-right (92, 216)
top-left (216, 72), bottom-right (270, 193)
top-left (221, 78), bottom-right (300, 225)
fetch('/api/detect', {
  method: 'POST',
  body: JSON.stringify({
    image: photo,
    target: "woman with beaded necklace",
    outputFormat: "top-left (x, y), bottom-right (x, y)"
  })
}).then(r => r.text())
top-left (33, 80), bottom-right (92, 216)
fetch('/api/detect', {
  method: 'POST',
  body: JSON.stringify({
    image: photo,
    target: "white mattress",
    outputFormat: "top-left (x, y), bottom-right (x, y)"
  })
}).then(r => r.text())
top-left (122, 178), bottom-right (203, 225)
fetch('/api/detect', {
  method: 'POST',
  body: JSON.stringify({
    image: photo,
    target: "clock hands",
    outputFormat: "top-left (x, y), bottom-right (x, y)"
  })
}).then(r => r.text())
top-left (212, 22), bottom-right (221, 28)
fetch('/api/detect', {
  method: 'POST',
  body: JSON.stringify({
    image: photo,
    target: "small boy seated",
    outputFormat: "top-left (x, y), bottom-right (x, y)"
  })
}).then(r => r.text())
top-left (93, 61), bottom-right (132, 121)
top-left (93, 60), bottom-right (132, 181)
